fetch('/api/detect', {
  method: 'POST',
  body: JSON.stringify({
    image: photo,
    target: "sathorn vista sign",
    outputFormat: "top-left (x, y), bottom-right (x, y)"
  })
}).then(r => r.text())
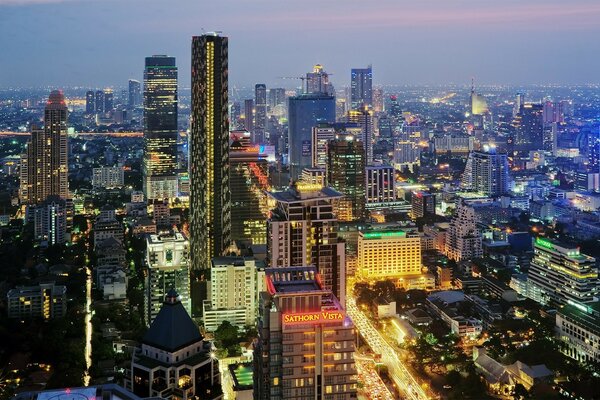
top-left (282, 310), bottom-right (345, 325)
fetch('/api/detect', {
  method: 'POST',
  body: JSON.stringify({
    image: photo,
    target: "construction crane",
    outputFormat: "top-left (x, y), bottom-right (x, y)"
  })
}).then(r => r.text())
top-left (277, 76), bottom-right (307, 93)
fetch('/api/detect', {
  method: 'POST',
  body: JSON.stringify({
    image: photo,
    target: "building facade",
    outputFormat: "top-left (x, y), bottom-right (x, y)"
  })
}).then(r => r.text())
top-left (461, 146), bottom-right (509, 197)
top-left (350, 66), bottom-right (372, 110)
top-left (357, 230), bottom-right (422, 280)
top-left (7, 282), bottom-right (67, 319)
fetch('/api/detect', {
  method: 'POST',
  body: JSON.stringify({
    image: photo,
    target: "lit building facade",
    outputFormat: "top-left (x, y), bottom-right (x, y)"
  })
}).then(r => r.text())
top-left (357, 230), bottom-right (421, 279)
top-left (254, 84), bottom-right (267, 143)
top-left (326, 135), bottom-right (366, 222)
top-left (93, 166), bottom-right (125, 189)
top-left (346, 108), bottom-right (373, 165)
top-left (527, 237), bottom-right (598, 306)
top-left (311, 124), bottom-right (336, 169)
top-left (556, 301), bottom-right (600, 363)
top-left (350, 66), bottom-right (372, 110)
top-left (411, 191), bottom-right (435, 220)
top-left (445, 201), bottom-right (483, 261)
top-left (366, 165), bottom-right (395, 205)
top-left (190, 33), bottom-right (231, 271)
top-left (34, 195), bottom-right (67, 246)
top-left (20, 91), bottom-right (69, 205)
top-left (202, 257), bottom-right (266, 332)
top-left (143, 55), bottom-right (179, 200)
top-left (267, 185), bottom-right (346, 304)
top-left (145, 231), bottom-right (191, 325)
top-left (254, 267), bottom-right (357, 400)
top-left (461, 146), bottom-right (509, 197)
top-left (7, 282), bottom-right (67, 319)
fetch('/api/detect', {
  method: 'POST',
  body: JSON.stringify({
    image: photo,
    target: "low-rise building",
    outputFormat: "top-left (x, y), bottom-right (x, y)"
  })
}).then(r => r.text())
top-left (7, 282), bottom-right (67, 319)
top-left (556, 301), bottom-right (600, 363)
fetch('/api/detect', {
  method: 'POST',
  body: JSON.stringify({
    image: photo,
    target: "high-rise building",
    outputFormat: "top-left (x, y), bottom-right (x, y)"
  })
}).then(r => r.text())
top-left (527, 237), bottom-right (598, 306)
top-left (202, 256), bottom-right (266, 332)
top-left (20, 91), bottom-right (69, 205)
top-left (411, 191), bottom-right (436, 220)
top-left (229, 133), bottom-right (270, 245)
top-left (34, 195), bottom-right (67, 246)
top-left (254, 84), bottom-right (267, 144)
top-left (267, 185), bottom-right (346, 304)
top-left (244, 99), bottom-right (254, 133)
top-left (306, 64), bottom-right (334, 95)
top-left (445, 200), bottom-right (483, 261)
top-left (311, 124), bottom-right (336, 169)
top-left (142, 55), bottom-right (179, 200)
top-left (92, 166), bottom-right (125, 189)
top-left (350, 66), bottom-right (372, 110)
top-left (357, 230), bottom-right (422, 280)
top-left (126, 290), bottom-right (222, 399)
top-left (95, 90), bottom-right (105, 113)
top-left (190, 33), bottom-right (231, 271)
top-left (85, 90), bottom-right (95, 114)
top-left (346, 108), bottom-right (374, 164)
top-left (556, 301), bottom-right (600, 363)
top-left (513, 93), bottom-right (525, 117)
top-left (393, 117), bottom-right (422, 171)
top-left (7, 282), bottom-right (67, 320)
top-left (460, 146), bottom-right (509, 197)
top-left (288, 93), bottom-right (335, 179)
top-left (104, 88), bottom-right (114, 112)
top-left (372, 86), bottom-right (384, 112)
top-left (512, 103), bottom-right (544, 153)
top-left (128, 79), bottom-right (142, 108)
top-left (145, 231), bottom-right (191, 325)
top-left (366, 165), bottom-right (396, 204)
top-left (254, 267), bottom-right (357, 400)
top-left (268, 88), bottom-right (286, 109)
top-left (327, 135), bottom-right (366, 222)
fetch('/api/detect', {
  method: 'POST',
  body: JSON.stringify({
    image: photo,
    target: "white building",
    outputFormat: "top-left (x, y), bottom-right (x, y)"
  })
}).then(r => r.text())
top-left (203, 257), bottom-right (266, 332)
top-left (445, 201), bottom-right (483, 261)
top-left (556, 301), bottom-right (600, 363)
top-left (33, 195), bottom-right (67, 246)
top-left (92, 166), bottom-right (124, 189)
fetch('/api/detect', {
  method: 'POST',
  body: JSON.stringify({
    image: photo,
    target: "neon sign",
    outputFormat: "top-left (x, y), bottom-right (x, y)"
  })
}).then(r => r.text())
top-left (283, 311), bottom-right (344, 325)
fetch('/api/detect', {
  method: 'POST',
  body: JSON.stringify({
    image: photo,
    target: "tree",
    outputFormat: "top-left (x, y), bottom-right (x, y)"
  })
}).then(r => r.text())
top-left (512, 383), bottom-right (529, 400)
top-left (214, 321), bottom-right (239, 350)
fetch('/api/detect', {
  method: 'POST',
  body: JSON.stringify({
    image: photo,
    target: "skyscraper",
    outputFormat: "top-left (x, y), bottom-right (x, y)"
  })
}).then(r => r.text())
top-left (104, 88), bottom-right (114, 112)
top-left (288, 93), bottom-right (335, 179)
top-left (128, 79), bottom-right (142, 108)
top-left (460, 146), bottom-right (509, 197)
top-left (244, 99), bottom-right (254, 133)
top-left (350, 65), bottom-right (373, 110)
top-left (445, 200), bottom-right (483, 261)
top-left (190, 33), bottom-right (231, 271)
top-left (327, 135), bottom-right (367, 221)
top-left (95, 90), bottom-right (105, 113)
top-left (20, 91), bottom-right (69, 205)
top-left (85, 90), bottom-right (95, 114)
top-left (254, 84), bottom-right (267, 144)
top-left (306, 64), bottom-right (334, 95)
top-left (311, 124), bottom-right (336, 169)
top-left (346, 108), bottom-right (374, 164)
top-left (267, 185), bottom-right (346, 303)
top-left (142, 55), bottom-right (179, 200)
top-left (512, 103), bottom-right (544, 153)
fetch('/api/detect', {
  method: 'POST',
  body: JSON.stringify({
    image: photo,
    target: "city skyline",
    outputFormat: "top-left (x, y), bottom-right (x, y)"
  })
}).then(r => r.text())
top-left (2, 0), bottom-right (600, 87)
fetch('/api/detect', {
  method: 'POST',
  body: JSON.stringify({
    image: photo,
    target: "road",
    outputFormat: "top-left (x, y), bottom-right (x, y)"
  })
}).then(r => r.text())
top-left (347, 296), bottom-right (430, 400)
top-left (83, 265), bottom-right (92, 386)
top-left (355, 357), bottom-right (395, 400)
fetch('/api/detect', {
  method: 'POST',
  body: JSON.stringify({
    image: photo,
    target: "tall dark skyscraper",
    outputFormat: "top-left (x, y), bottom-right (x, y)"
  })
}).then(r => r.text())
top-left (512, 103), bottom-right (543, 153)
top-left (143, 55), bottom-right (179, 200)
top-left (128, 79), bottom-right (142, 108)
top-left (104, 89), bottom-right (114, 112)
top-left (288, 93), bottom-right (336, 179)
top-left (254, 84), bottom-right (267, 144)
top-left (20, 91), bottom-right (69, 205)
top-left (85, 90), bottom-right (95, 115)
top-left (95, 90), bottom-right (105, 113)
top-left (190, 33), bottom-right (231, 271)
top-left (351, 65), bottom-right (373, 110)
top-left (244, 98), bottom-right (254, 134)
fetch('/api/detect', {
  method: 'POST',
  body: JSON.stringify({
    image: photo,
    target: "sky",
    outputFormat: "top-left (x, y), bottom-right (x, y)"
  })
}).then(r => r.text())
top-left (1, 0), bottom-right (600, 88)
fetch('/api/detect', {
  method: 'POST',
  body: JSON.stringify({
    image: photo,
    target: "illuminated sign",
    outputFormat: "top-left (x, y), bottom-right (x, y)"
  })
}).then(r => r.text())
top-left (535, 237), bottom-right (554, 250)
top-left (363, 231), bottom-right (407, 239)
top-left (296, 183), bottom-right (323, 192)
top-left (283, 311), bottom-right (344, 325)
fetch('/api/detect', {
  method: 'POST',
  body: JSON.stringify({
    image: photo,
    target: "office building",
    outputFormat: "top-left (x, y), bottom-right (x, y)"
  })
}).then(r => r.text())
top-left (461, 146), bottom-right (509, 197)
top-left (326, 135), bottom-right (366, 222)
top-left (445, 201), bottom-right (483, 261)
top-left (306, 64), bottom-right (334, 95)
top-left (190, 33), bottom-right (231, 271)
top-left (244, 99), bottom-right (254, 133)
top-left (411, 191), bottom-right (436, 220)
top-left (357, 230), bottom-right (422, 280)
top-left (128, 79), bottom-right (142, 108)
top-left (433, 134), bottom-right (475, 155)
top-left (268, 88), bottom-right (286, 110)
top-left (127, 290), bottom-right (222, 399)
top-left (203, 257), bottom-right (266, 332)
top-left (34, 195), bottom-right (67, 246)
top-left (104, 88), bottom-right (114, 111)
top-left (556, 301), bottom-right (600, 363)
top-left (143, 55), bottom-right (179, 200)
top-left (346, 108), bottom-right (374, 164)
top-left (145, 231), bottom-right (191, 325)
top-left (229, 135), bottom-right (270, 245)
top-left (7, 282), bottom-right (67, 319)
top-left (372, 86), bottom-right (384, 112)
top-left (311, 124), bottom-right (336, 169)
top-left (527, 237), bottom-right (598, 306)
top-left (350, 66), bottom-right (372, 110)
top-left (267, 185), bottom-right (346, 304)
top-left (300, 168), bottom-right (326, 186)
top-left (95, 90), bottom-right (105, 113)
top-left (20, 90), bottom-right (69, 205)
top-left (288, 93), bottom-right (335, 179)
top-left (85, 90), bottom-right (95, 114)
top-left (255, 84), bottom-right (267, 143)
top-left (512, 103), bottom-right (544, 153)
top-left (92, 166), bottom-right (125, 189)
top-left (254, 267), bottom-right (357, 400)
top-left (366, 165), bottom-right (395, 204)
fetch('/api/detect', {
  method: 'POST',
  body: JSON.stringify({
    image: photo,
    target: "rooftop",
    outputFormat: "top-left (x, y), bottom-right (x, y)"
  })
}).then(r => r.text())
top-left (229, 363), bottom-right (253, 390)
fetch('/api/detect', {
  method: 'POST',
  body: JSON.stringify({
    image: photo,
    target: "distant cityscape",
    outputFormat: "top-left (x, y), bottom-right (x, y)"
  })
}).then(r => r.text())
top-left (0, 14), bottom-right (600, 400)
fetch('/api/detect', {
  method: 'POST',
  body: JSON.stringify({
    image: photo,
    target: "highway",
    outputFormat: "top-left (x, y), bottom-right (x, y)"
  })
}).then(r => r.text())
top-left (347, 296), bottom-right (430, 400)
